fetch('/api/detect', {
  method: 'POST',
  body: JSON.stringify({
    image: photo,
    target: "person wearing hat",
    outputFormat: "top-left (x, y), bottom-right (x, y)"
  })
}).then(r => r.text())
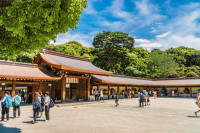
top-left (195, 90), bottom-right (200, 116)
top-left (1, 91), bottom-right (11, 122)
top-left (43, 91), bottom-right (51, 121)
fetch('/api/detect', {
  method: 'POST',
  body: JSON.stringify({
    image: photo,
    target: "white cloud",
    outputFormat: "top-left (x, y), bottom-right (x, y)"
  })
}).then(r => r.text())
top-left (50, 32), bottom-right (94, 47)
top-left (156, 31), bottom-right (171, 38)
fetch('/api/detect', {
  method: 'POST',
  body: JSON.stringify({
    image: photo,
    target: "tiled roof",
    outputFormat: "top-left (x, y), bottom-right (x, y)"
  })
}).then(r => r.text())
top-left (92, 75), bottom-right (200, 86)
top-left (0, 60), bottom-right (60, 80)
top-left (34, 49), bottom-right (113, 75)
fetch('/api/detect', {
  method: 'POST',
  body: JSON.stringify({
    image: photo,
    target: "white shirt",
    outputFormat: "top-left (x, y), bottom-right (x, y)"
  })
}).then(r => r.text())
top-left (45, 96), bottom-right (50, 106)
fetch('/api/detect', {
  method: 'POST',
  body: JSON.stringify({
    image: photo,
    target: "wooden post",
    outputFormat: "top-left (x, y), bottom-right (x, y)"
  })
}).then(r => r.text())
top-left (32, 85), bottom-right (36, 100)
top-left (177, 87), bottom-right (179, 97)
top-left (117, 86), bottom-right (120, 97)
top-left (1, 84), bottom-right (5, 98)
top-left (86, 78), bottom-right (90, 101)
top-left (190, 87), bottom-right (192, 97)
top-left (11, 80), bottom-right (16, 98)
top-left (38, 81), bottom-right (42, 92)
top-left (108, 84), bottom-right (110, 99)
top-left (61, 76), bottom-right (66, 103)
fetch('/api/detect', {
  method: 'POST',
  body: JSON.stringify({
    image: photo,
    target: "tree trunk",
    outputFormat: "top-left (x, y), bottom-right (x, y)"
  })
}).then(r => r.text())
top-left (110, 62), bottom-right (114, 72)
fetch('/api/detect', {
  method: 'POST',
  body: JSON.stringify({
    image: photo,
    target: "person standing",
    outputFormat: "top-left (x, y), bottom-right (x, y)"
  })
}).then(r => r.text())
top-left (100, 90), bottom-right (104, 102)
top-left (20, 89), bottom-right (24, 102)
top-left (95, 90), bottom-right (98, 101)
top-left (147, 94), bottom-right (150, 106)
top-left (1, 91), bottom-right (12, 122)
top-left (44, 91), bottom-right (51, 121)
top-left (32, 92), bottom-right (41, 124)
top-left (195, 90), bottom-right (200, 116)
top-left (131, 89), bottom-right (135, 98)
top-left (139, 92), bottom-right (144, 107)
top-left (12, 92), bottom-right (21, 118)
top-left (115, 92), bottom-right (119, 106)
top-left (39, 92), bottom-right (45, 117)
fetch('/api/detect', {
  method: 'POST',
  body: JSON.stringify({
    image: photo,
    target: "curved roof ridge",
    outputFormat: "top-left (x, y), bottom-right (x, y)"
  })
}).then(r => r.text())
top-left (110, 74), bottom-right (152, 80)
top-left (0, 60), bottom-right (39, 68)
top-left (43, 49), bottom-right (91, 62)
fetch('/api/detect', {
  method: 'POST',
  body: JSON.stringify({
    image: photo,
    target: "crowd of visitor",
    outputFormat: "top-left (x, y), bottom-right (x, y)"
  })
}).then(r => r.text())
top-left (0, 90), bottom-right (54, 124)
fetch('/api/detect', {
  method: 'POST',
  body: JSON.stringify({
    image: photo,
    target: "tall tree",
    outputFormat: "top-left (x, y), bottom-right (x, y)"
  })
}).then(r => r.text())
top-left (0, 0), bottom-right (87, 56)
top-left (92, 31), bottom-right (135, 72)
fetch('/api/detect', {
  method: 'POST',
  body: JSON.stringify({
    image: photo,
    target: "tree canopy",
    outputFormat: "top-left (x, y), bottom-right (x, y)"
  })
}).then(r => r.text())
top-left (0, 0), bottom-right (87, 56)
top-left (92, 31), bottom-right (135, 72)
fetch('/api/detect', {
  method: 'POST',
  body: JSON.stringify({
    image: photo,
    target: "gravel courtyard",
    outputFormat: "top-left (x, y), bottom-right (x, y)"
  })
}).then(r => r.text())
top-left (0, 98), bottom-right (200, 133)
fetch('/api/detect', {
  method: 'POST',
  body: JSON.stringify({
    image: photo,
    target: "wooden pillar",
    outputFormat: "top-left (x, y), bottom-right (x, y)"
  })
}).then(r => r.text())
top-left (177, 87), bottom-right (179, 96)
top-left (117, 86), bottom-right (120, 97)
top-left (1, 84), bottom-right (5, 98)
top-left (86, 78), bottom-right (90, 101)
top-left (32, 85), bottom-right (36, 100)
top-left (11, 80), bottom-right (16, 98)
top-left (190, 87), bottom-right (192, 97)
top-left (108, 84), bottom-right (110, 99)
top-left (61, 76), bottom-right (66, 103)
top-left (38, 81), bottom-right (42, 92)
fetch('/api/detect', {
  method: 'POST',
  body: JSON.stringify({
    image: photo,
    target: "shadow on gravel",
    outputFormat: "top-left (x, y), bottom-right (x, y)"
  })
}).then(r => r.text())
top-left (0, 123), bottom-right (21, 133)
top-left (187, 116), bottom-right (200, 118)
top-left (22, 119), bottom-right (45, 124)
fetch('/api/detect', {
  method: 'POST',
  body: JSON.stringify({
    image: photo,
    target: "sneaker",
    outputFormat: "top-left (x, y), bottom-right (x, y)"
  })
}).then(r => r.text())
top-left (31, 120), bottom-right (35, 124)
top-left (45, 120), bottom-right (49, 122)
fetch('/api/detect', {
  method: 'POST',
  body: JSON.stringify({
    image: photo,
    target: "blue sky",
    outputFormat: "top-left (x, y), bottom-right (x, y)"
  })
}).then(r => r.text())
top-left (51, 0), bottom-right (200, 51)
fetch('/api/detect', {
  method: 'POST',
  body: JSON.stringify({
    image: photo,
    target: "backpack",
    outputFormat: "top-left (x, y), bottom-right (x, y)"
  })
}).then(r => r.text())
top-left (34, 98), bottom-right (41, 109)
top-left (49, 98), bottom-right (54, 108)
top-left (6, 95), bottom-right (12, 107)
top-left (14, 96), bottom-right (20, 106)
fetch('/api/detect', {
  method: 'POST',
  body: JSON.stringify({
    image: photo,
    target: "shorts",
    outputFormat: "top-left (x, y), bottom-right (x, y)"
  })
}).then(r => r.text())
top-left (39, 105), bottom-right (44, 112)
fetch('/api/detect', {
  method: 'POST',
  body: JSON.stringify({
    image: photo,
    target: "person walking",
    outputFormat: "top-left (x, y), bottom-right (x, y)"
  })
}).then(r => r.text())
top-left (1, 91), bottom-right (12, 122)
top-left (39, 92), bottom-right (45, 117)
top-left (100, 90), bottom-right (104, 102)
top-left (12, 92), bottom-right (21, 118)
top-left (95, 90), bottom-right (98, 101)
top-left (115, 92), bottom-right (119, 106)
top-left (147, 94), bottom-right (150, 106)
top-left (195, 90), bottom-right (200, 116)
top-left (32, 92), bottom-right (41, 124)
top-left (44, 91), bottom-right (51, 121)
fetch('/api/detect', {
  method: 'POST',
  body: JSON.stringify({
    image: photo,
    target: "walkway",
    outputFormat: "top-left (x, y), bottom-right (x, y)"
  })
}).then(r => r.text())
top-left (1, 98), bottom-right (200, 133)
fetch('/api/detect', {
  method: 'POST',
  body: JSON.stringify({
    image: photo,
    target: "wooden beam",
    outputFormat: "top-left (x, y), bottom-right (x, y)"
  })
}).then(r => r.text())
top-left (11, 80), bottom-right (16, 98)
top-left (177, 87), bottom-right (179, 96)
top-left (108, 84), bottom-right (110, 99)
top-left (61, 76), bottom-right (66, 102)
top-left (66, 75), bottom-right (88, 79)
top-left (86, 78), bottom-right (90, 101)
top-left (0, 81), bottom-right (12, 84)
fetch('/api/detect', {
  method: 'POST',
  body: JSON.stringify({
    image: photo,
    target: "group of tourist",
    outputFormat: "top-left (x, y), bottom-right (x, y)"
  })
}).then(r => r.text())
top-left (93, 90), bottom-right (104, 102)
top-left (0, 91), bottom-right (53, 124)
top-left (138, 90), bottom-right (150, 107)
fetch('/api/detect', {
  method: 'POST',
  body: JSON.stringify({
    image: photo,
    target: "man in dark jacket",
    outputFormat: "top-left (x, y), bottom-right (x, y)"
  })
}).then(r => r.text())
top-left (115, 92), bottom-right (119, 106)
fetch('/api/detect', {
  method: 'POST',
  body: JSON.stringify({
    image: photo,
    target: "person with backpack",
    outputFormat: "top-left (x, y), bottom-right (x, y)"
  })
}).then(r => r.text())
top-left (44, 91), bottom-right (52, 121)
top-left (32, 92), bottom-right (41, 124)
top-left (39, 92), bottom-right (45, 117)
top-left (12, 92), bottom-right (21, 118)
top-left (1, 91), bottom-right (12, 122)
top-left (139, 91), bottom-right (144, 107)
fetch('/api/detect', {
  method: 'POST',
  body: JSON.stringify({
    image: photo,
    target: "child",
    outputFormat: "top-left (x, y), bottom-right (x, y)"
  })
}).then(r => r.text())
top-left (147, 94), bottom-right (150, 106)
top-left (115, 93), bottom-right (119, 106)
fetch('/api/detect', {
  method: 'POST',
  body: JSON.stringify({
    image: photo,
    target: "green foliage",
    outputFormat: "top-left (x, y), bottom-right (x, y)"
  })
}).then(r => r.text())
top-left (92, 31), bottom-right (135, 72)
top-left (0, 0), bottom-right (87, 56)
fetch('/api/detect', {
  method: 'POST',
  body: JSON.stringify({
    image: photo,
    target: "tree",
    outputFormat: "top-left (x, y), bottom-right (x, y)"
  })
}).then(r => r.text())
top-left (147, 52), bottom-right (179, 78)
top-left (92, 31), bottom-right (135, 72)
top-left (0, 0), bottom-right (87, 56)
